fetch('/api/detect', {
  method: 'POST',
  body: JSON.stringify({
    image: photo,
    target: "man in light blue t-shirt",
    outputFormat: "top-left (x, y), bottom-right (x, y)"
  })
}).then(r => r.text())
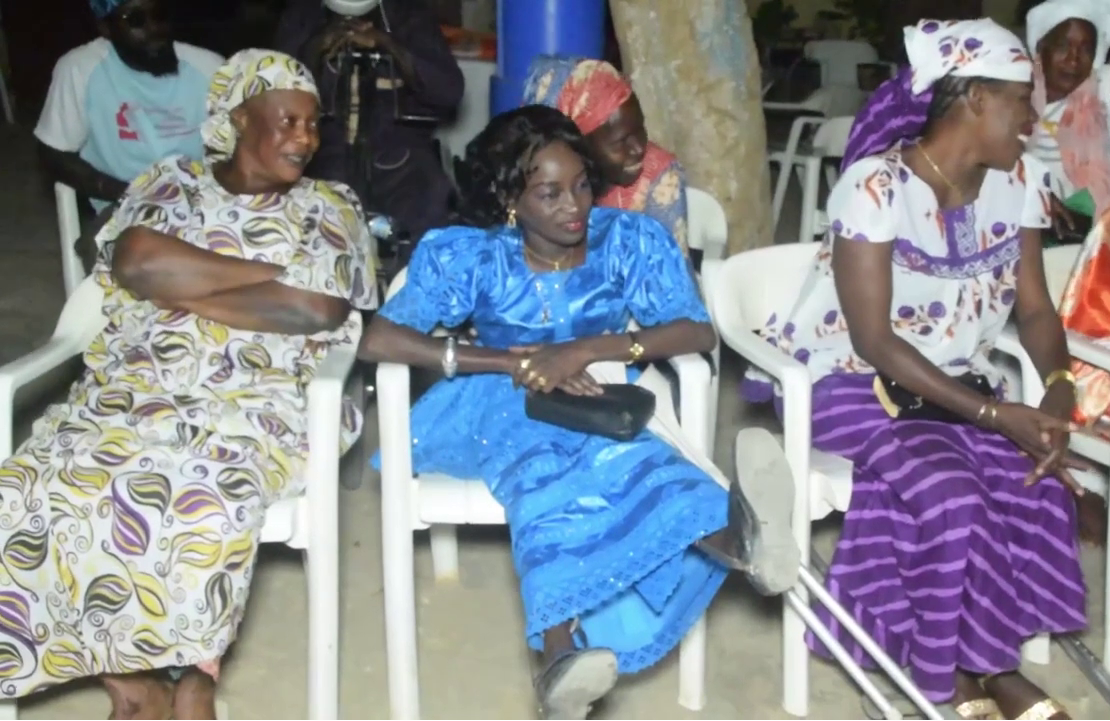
top-left (34, 0), bottom-right (222, 269)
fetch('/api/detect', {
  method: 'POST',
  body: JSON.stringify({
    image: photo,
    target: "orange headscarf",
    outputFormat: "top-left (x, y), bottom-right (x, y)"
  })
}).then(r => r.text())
top-left (522, 56), bottom-right (633, 135)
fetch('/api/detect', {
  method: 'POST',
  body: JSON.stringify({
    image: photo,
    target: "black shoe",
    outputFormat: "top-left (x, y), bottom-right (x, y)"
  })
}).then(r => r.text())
top-left (534, 648), bottom-right (618, 720)
top-left (696, 428), bottom-right (800, 595)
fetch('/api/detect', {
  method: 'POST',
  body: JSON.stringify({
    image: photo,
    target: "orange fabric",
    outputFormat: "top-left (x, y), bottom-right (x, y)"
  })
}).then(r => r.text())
top-left (1059, 216), bottom-right (1110, 425)
top-left (555, 60), bottom-right (634, 136)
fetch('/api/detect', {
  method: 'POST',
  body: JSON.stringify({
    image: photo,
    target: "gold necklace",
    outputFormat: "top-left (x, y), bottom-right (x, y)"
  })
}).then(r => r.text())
top-left (523, 243), bottom-right (575, 271)
top-left (917, 143), bottom-right (962, 195)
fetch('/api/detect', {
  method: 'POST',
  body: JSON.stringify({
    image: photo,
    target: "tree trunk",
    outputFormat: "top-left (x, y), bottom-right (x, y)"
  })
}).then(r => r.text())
top-left (608, 0), bottom-right (772, 254)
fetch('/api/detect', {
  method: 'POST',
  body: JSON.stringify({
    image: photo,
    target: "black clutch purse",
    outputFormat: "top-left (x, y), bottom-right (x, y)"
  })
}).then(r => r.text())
top-left (1046, 212), bottom-right (1093, 246)
top-left (873, 373), bottom-right (994, 424)
top-left (524, 384), bottom-right (656, 441)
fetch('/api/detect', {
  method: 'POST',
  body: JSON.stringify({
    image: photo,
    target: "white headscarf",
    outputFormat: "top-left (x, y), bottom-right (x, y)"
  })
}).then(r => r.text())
top-left (1027, 0), bottom-right (1110, 67)
top-left (905, 18), bottom-right (1034, 95)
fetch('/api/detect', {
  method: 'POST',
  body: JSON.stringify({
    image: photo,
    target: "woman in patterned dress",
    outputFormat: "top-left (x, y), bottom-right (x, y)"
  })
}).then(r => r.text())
top-left (746, 19), bottom-right (1085, 720)
top-left (0, 49), bottom-right (376, 718)
top-left (362, 104), bottom-right (799, 719)
top-left (521, 56), bottom-right (690, 255)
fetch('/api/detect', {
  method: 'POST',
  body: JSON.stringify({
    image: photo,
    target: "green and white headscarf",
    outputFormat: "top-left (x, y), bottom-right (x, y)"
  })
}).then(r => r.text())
top-left (202, 49), bottom-right (319, 162)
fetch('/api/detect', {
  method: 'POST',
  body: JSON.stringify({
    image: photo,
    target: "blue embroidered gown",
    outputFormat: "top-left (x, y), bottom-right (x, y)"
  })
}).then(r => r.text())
top-left (375, 207), bottom-right (728, 671)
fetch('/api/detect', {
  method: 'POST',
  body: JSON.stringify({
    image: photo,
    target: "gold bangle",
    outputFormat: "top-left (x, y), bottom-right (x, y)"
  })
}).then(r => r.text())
top-left (1044, 369), bottom-right (1077, 390)
top-left (975, 401), bottom-right (990, 424)
top-left (987, 401), bottom-right (998, 428)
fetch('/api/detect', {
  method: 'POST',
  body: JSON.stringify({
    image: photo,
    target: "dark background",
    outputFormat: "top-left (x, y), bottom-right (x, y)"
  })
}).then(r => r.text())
top-left (0, 0), bottom-right (477, 120)
top-left (0, 0), bottom-right (985, 122)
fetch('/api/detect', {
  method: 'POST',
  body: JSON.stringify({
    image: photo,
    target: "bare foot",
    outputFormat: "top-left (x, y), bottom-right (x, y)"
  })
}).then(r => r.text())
top-left (102, 672), bottom-right (173, 720)
top-left (982, 672), bottom-right (1070, 719)
top-left (172, 669), bottom-right (218, 720)
top-left (1076, 492), bottom-right (1107, 547)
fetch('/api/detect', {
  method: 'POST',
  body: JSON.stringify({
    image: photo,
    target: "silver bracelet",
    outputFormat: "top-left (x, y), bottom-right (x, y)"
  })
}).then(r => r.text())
top-left (441, 336), bottom-right (458, 380)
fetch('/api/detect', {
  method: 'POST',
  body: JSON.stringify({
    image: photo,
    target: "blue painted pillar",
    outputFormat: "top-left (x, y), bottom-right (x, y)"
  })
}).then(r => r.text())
top-left (489, 0), bottom-right (607, 116)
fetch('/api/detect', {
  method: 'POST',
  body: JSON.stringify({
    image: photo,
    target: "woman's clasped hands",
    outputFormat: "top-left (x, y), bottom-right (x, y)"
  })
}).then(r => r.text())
top-left (988, 388), bottom-right (1094, 492)
top-left (507, 341), bottom-right (604, 396)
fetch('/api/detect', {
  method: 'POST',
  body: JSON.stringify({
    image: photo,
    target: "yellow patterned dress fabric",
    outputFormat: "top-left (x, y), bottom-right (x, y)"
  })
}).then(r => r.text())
top-left (0, 155), bottom-right (376, 696)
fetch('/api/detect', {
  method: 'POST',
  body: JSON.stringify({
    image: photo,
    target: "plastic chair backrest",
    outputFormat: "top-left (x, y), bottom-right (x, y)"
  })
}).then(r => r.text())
top-left (812, 116), bottom-right (855, 158)
top-left (686, 186), bottom-right (728, 261)
top-left (386, 266), bottom-right (408, 301)
top-left (804, 39), bottom-right (879, 87)
top-left (55, 183), bottom-right (86, 297)
top-left (705, 243), bottom-right (820, 337)
top-left (1044, 242), bottom-right (1084, 308)
top-left (433, 58), bottom-right (495, 163)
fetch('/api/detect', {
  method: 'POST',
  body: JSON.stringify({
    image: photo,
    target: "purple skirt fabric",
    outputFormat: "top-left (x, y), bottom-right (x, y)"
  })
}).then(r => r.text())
top-left (806, 373), bottom-right (1086, 702)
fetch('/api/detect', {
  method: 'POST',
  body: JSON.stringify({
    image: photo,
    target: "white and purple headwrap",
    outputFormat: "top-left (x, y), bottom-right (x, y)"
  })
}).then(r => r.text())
top-left (841, 18), bottom-right (1033, 169)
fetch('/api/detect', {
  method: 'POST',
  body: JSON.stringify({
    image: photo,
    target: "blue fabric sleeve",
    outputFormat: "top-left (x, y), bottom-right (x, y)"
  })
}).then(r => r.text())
top-left (619, 213), bottom-right (710, 326)
top-left (378, 226), bottom-right (484, 332)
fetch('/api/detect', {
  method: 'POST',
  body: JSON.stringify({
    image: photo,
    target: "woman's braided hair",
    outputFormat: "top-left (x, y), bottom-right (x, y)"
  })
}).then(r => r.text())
top-left (922, 75), bottom-right (1004, 133)
top-left (452, 104), bottom-right (603, 228)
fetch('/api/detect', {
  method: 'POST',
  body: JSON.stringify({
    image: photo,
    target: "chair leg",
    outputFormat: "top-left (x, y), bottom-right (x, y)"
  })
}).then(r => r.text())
top-left (797, 159), bottom-right (822, 244)
top-left (1105, 504), bottom-right (1110, 673)
top-left (783, 493), bottom-right (811, 716)
top-left (429, 525), bottom-right (459, 582)
top-left (677, 615), bottom-right (707, 711)
top-left (383, 522), bottom-right (421, 719)
top-left (782, 583), bottom-right (810, 717)
top-left (304, 543), bottom-right (339, 719)
top-left (1022, 633), bottom-right (1051, 665)
top-left (0, 70), bottom-right (13, 125)
top-left (771, 159), bottom-right (792, 229)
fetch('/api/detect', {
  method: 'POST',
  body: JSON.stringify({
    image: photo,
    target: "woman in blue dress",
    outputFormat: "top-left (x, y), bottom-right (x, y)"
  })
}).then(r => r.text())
top-left (360, 105), bottom-right (799, 718)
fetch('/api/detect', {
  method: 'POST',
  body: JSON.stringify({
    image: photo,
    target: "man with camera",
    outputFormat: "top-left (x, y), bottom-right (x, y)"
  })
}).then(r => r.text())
top-left (275, 0), bottom-right (463, 242)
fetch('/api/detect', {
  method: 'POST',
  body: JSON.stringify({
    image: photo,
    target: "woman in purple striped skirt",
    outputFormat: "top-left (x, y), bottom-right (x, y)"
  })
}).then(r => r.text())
top-left (746, 18), bottom-right (1087, 720)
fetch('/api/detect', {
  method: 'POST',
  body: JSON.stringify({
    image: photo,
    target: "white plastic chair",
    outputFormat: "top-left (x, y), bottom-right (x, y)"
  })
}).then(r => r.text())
top-left (0, 8), bottom-right (13, 125)
top-left (703, 243), bottom-right (1050, 718)
top-left (0, 277), bottom-right (356, 720)
top-left (377, 268), bottom-right (716, 719)
top-left (55, 183), bottom-right (86, 298)
top-left (686, 186), bottom-right (727, 262)
top-left (804, 39), bottom-right (879, 88)
top-left (1006, 242), bottom-right (1110, 478)
top-left (433, 58), bottom-right (494, 167)
top-left (769, 116), bottom-right (854, 244)
top-left (686, 186), bottom-right (727, 457)
top-left (763, 84), bottom-right (833, 114)
top-left (1039, 240), bottom-right (1110, 670)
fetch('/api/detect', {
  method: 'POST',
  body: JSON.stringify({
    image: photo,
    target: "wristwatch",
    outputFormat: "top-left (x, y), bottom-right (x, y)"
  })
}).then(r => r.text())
top-left (442, 336), bottom-right (458, 379)
top-left (626, 332), bottom-right (645, 365)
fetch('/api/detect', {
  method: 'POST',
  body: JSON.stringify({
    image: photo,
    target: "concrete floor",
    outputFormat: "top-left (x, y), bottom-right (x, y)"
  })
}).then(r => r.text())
top-left (2, 119), bottom-right (1110, 720)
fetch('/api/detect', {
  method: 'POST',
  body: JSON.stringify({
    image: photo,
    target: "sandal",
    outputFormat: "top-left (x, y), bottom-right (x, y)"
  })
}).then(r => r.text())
top-left (860, 693), bottom-right (1001, 720)
top-left (1011, 699), bottom-right (1069, 720)
top-left (953, 698), bottom-right (1003, 720)
top-left (979, 673), bottom-right (1069, 720)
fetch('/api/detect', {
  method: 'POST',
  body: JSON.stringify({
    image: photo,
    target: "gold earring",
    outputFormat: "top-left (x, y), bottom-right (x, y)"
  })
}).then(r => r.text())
top-left (506, 207), bottom-right (517, 228)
